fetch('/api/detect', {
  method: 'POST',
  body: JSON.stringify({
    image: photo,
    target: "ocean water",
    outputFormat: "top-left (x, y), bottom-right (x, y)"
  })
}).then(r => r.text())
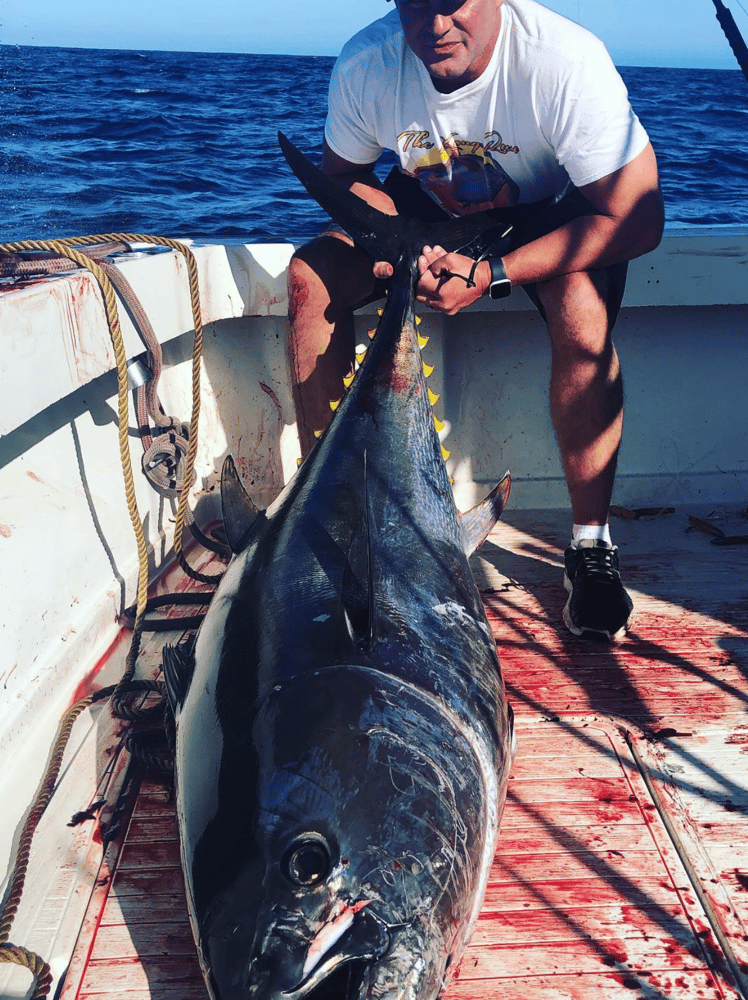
top-left (1, 44), bottom-right (747, 244)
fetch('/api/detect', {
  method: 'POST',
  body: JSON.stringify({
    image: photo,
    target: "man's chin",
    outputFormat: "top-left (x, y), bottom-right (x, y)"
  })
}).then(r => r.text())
top-left (426, 63), bottom-right (471, 93)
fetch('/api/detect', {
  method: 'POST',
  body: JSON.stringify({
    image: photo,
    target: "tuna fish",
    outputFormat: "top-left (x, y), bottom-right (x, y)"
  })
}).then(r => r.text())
top-left (162, 133), bottom-right (515, 1000)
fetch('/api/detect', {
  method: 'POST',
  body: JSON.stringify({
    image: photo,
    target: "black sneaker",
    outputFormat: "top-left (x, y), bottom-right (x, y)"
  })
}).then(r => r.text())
top-left (563, 539), bottom-right (633, 638)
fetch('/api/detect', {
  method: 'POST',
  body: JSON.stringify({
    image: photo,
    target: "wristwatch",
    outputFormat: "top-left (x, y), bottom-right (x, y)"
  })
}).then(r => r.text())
top-left (488, 257), bottom-right (512, 300)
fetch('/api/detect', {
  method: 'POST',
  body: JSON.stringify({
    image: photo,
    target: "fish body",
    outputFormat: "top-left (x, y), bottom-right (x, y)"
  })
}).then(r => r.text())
top-left (163, 134), bottom-right (515, 1000)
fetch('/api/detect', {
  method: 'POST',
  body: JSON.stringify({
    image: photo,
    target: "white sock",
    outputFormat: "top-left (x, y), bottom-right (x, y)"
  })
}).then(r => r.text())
top-left (572, 523), bottom-right (612, 547)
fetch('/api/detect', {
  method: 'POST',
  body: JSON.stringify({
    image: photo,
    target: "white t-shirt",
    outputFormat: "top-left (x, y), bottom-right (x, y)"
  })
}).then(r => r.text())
top-left (325, 0), bottom-right (650, 217)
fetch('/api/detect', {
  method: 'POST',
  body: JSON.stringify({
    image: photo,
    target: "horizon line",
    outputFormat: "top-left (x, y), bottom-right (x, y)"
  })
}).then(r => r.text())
top-left (0, 39), bottom-right (742, 72)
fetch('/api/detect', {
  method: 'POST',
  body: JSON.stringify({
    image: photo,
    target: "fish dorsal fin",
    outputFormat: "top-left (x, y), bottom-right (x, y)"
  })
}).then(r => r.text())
top-left (162, 639), bottom-right (195, 712)
top-left (221, 455), bottom-right (263, 554)
top-left (460, 472), bottom-right (511, 556)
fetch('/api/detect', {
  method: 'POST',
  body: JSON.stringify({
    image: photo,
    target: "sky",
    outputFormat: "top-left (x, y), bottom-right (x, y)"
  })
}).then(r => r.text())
top-left (2, 0), bottom-right (748, 69)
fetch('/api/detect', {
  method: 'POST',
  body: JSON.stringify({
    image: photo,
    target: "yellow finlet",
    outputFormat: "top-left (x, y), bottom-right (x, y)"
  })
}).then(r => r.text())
top-left (330, 398), bottom-right (341, 411)
top-left (422, 361), bottom-right (435, 378)
top-left (355, 350), bottom-right (367, 365)
top-left (343, 372), bottom-right (355, 388)
top-left (296, 457), bottom-right (303, 468)
top-left (415, 315), bottom-right (422, 325)
top-left (313, 429), bottom-right (323, 439)
top-left (428, 388), bottom-right (440, 406)
top-left (433, 415), bottom-right (446, 432)
top-left (417, 333), bottom-right (429, 349)
top-left (441, 445), bottom-right (451, 461)
top-left (367, 327), bottom-right (376, 340)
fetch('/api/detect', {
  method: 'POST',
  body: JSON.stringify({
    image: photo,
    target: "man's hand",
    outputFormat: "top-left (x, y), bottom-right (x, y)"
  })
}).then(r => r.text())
top-left (416, 246), bottom-right (490, 315)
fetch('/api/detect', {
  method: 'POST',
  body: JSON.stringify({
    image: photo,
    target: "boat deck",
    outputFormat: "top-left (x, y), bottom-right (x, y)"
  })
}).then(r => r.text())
top-left (22, 505), bottom-right (748, 1000)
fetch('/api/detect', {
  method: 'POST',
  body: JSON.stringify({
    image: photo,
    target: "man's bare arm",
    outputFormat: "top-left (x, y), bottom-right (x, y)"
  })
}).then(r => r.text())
top-left (502, 142), bottom-right (664, 286)
top-left (416, 143), bottom-right (665, 314)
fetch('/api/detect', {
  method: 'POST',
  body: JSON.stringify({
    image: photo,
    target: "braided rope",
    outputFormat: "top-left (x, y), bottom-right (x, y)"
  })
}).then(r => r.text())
top-left (1, 238), bottom-right (152, 670)
top-left (1, 234), bottom-right (222, 690)
top-left (0, 233), bottom-right (224, 996)
top-left (0, 695), bottom-right (97, 946)
top-left (53, 234), bottom-right (217, 580)
top-left (0, 945), bottom-right (52, 1000)
top-left (0, 679), bottom-right (155, 998)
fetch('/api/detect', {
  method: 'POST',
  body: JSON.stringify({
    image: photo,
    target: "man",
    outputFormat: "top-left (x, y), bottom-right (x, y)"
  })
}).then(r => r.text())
top-left (286, 0), bottom-right (665, 638)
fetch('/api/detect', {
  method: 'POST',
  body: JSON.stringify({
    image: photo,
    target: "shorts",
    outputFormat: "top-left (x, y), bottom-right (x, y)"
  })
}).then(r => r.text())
top-left (351, 167), bottom-right (628, 330)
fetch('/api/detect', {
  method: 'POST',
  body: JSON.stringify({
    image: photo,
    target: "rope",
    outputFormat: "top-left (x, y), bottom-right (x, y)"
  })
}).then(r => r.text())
top-left (1, 238), bottom-right (152, 680)
top-left (0, 233), bottom-right (224, 997)
top-left (0, 945), bottom-right (52, 1000)
top-left (65, 235), bottom-right (224, 587)
top-left (0, 680), bottom-right (155, 997)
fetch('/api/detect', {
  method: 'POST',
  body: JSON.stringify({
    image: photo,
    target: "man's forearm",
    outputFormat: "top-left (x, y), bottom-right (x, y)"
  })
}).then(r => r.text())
top-left (502, 143), bottom-right (665, 287)
top-left (502, 198), bottom-right (663, 287)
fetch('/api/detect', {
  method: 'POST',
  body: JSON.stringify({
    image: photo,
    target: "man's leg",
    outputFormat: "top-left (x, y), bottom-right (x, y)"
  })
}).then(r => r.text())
top-left (536, 268), bottom-right (623, 525)
top-left (535, 268), bottom-right (633, 638)
top-left (287, 234), bottom-right (377, 457)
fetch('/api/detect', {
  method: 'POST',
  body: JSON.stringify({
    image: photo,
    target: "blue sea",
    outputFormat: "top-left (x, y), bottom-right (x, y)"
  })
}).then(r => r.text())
top-left (1, 44), bottom-right (747, 244)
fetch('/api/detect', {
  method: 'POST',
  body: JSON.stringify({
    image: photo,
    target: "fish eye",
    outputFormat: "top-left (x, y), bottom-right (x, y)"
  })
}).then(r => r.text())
top-left (282, 834), bottom-right (332, 887)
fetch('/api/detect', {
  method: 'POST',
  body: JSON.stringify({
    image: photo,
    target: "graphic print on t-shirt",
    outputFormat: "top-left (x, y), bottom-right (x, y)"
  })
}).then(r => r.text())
top-left (398, 130), bottom-right (521, 216)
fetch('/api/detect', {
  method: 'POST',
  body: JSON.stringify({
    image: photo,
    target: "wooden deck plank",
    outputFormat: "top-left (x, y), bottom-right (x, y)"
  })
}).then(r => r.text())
top-left (79, 956), bottom-right (202, 994)
top-left (480, 878), bottom-right (692, 913)
top-left (470, 903), bottom-right (695, 946)
top-left (77, 991), bottom-right (207, 1000)
top-left (488, 852), bottom-right (689, 886)
top-left (457, 937), bottom-right (717, 978)
top-left (105, 867), bottom-right (186, 897)
top-left (500, 797), bottom-right (645, 828)
top-left (89, 924), bottom-right (197, 960)
top-left (446, 971), bottom-right (736, 1000)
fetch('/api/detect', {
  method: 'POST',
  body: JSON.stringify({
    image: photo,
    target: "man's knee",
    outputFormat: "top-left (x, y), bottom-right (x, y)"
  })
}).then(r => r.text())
top-left (535, 269), bottom-right (613, 349)
top-left (288, 234), bottom-right (375, 318)
top-left (536, 269), bottom-right (609, 312)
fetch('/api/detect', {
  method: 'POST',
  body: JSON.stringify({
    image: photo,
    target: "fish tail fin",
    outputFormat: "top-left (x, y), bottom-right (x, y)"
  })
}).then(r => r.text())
top-left (279, 131), bottom-right (406, 266)
top-left (278, 132), bottom-right (514, 266)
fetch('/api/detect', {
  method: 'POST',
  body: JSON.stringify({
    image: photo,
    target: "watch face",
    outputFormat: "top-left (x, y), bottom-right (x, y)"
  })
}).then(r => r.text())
top-left (489, 277), bottom-right (511, 300)
top-left (489, 258), bottom-right (511, 299)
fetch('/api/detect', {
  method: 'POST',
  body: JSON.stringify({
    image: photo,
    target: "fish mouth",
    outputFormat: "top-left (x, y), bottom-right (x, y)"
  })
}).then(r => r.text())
top-left (283, 908), bottom-right (391, 1000)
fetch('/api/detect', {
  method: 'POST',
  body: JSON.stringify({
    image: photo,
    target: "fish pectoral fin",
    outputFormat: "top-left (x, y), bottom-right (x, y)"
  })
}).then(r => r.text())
top-left (221, 455), bottom-right (264, 554)
top-left (162, 639), bottom-right (195, 712)
top-left (341, 449), bottom-right (375, 653)
top-left (459, 471), bottom-right (511, 556)
top-left (286, 907), bottom-right (390, 1000)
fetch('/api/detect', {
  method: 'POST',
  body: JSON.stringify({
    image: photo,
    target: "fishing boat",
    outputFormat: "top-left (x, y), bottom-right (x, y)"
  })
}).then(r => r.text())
top-left (1, 215), bottom-right (747, 1000)
top-left (3, 12), bottom-right (748, 999)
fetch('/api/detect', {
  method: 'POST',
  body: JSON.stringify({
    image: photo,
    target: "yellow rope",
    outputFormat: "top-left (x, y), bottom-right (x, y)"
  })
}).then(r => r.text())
top-left (52, 235), bottom-right (218, 585)
top-left (1, 238), bottom-right (151, 650)
top-left (0, 945), bottom-right (52, 1000)
top-left (0, 233), bottom-right (221, 996)
top-left (0, 695), bottom-right (97, 945)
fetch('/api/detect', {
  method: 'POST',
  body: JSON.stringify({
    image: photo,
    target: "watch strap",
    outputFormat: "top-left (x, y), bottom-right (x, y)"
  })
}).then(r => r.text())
top-left (488, 257), bottom-right (512, 299)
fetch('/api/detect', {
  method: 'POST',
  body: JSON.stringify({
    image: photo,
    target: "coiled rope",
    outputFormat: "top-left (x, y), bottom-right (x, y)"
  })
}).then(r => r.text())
top-left (0, 234), bottom-right (223, 997)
